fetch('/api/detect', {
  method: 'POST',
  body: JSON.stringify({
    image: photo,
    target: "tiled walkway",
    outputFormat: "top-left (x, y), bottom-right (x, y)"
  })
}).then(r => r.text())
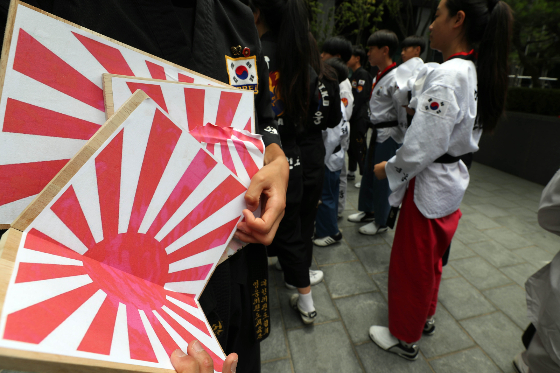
top-left (261, 162), bottom-right (560, 373)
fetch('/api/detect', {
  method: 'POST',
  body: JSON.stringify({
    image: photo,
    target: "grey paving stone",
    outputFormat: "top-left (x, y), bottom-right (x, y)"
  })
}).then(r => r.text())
top-left (354, 244), bottom-right (392, 274)
top-left (383, 230), bottom-right (396, 246)
top-left (514, 246), bottom-right (555, 268)
top-left (343, 224), bottom-right (387, 248)
top-left (371, 272), bottom-right (389, 301)
top-left (522, 231), bottom-right (560, 254)
top-left (438, 277), bottom-right (495, 320)
top-left (322, 261), bottom-right (376, 298)
top-left (467, 240), bottom-right (525, 268)
top-left (451, 257), bottom-right (513, 290)
top-left (483, 227), bottom-right (534, 250)
top-left (448, 238), bottom-right (477, 260)
top-left (505, 207), bottom-right (538, 223)
top-left (287, 321), bottom-right (362, 373)
top-left (430, 347), bottom-right (501, 373)
top-left (499, 263), bottom-right (538, 287)
top-left (261, 359), bottom-right (292, 373)
top-left (483, 285), bottom-right (529, 329)
top-left (356, 342), bottom-right (433, 373)
top-left (467, 186), bottom-right (496, 198)
top-left (460, 312), bottom-right (524, 373)
top-left (260, 306), bottom-right (289, 361)
top-left (475, 181), bottom-right (503, 192)
top-left (335, 292), bottom-right (388, 343)
top-left (471, 204), bottom-right (510, 218)
top-left (515, 197), bottom-right (540, 212)
top-left (442, 265), bottom-right (459, 279)
top-left (278, 282), bottom-right (339, 330)
top-left (495, 190), bottom-right (525, 202)
top-left (493, 216), bottom-right (541, 234)
top-left (420, 303), bottom-right (475, 358)
top-left (269, 286), bottom-right (280, 309)
top-left (461, 212), bottom-right (501, 230)
top-left (459, 203), bottom-right (477, 215)
top-left (454, 221), bottom-right (491, 244)
top-left (269, 264), bottom-right (285, 288)
top-left (486, 194), bottom-right (522, 208)
top-left (313, 239), bottom-right (357, 265)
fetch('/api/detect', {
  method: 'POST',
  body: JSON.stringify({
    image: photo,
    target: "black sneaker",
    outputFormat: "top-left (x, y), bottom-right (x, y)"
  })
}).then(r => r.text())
top-left (423, 318), bottom-right (435, 336)
top-left (347, 173), bottom-right (356, 180)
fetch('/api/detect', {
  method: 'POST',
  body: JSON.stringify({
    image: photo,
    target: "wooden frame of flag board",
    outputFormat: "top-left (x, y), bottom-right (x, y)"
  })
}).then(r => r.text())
top-left (0, 0), bottom-right (232, 229)
top-left (0, 91), bottom-right (250, 373)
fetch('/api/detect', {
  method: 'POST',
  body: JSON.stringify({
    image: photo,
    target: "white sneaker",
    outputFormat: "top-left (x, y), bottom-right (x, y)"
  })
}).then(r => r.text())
top-left (285, 269), bottom-right (324, 289)
top-left (290, 294), bottom-right (317, 324)
top-left (369, 326), bottom-right (419, 360)
top-left (513, 352), bottom-right (530, 373)
top-left (348, 211), bottom-right (375, 223)
top-left (355, 182), bottom-right (361, 188)
top-left (313, 232), bottom-right (342, 247)
top-left (359, 221), bottom-right (388, 235)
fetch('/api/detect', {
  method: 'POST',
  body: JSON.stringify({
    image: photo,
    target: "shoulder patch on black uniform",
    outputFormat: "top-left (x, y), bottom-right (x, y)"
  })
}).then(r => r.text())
top-left (225, 55), bottom-right (259, 93)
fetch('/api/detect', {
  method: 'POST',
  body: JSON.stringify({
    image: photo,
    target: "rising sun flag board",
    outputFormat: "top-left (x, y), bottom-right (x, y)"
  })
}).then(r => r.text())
top-left (0, 91), bottom-right (245, 373)
top-left (103, 75), bottom-right (264, 187)
top-left (0, 0), bottom-right (230, 228)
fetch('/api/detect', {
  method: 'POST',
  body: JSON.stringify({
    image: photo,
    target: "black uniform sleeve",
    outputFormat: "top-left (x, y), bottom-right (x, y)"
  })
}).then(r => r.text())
top-left (325, 78), bottom-right (342, 129)
top-left (254, 49), bottom-right (282, 149)
top-left (350, 69), bottom-right (372, 123)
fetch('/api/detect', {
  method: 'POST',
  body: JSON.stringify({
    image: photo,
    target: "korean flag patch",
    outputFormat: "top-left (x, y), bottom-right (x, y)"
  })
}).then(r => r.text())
top-left (225, 55), bottom-right (259, 93)
top-left (419, 96), bottom-right (450, 117)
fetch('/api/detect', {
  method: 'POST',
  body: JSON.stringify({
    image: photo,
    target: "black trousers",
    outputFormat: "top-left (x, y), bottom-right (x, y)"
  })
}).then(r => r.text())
top-left (348, 119), bottom-right (368, 174)
top-left (298, 135), bottom-right (325, 268)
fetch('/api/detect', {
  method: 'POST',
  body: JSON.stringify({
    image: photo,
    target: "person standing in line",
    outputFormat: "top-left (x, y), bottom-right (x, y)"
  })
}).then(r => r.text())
top-left (246, 0), bottom-right (326, 325)
top-left (348, 30), bottom-right (403, 236)
top-left (369, 0), bottom-right (513, 360)
top-left (314, 57), bottom-right (352, 247)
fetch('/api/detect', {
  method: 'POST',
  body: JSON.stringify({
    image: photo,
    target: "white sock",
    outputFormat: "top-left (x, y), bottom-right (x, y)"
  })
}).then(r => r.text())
top-left (298, 291), bottom-right (315, 313)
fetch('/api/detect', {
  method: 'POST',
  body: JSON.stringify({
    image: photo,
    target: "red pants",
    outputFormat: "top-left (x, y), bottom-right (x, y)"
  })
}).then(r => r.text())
top-left (388, 178), bottom-right (462, 343)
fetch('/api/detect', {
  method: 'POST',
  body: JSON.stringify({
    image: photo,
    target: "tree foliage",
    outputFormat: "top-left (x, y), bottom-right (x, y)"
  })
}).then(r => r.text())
top-left (383, 0), bottom-right (437, 40)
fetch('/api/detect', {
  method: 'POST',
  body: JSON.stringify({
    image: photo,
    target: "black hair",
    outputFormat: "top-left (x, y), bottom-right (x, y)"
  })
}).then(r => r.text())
top-left (322, 36), bottom-right (352, 63)
top-left (309, 32), bottom-right (337, 82)
top-left (246, 0), bottom-right (311, 127)
top-left (351, 45), bottom-right (367, 66)
top-left (325, 57), bottom-right (349, 84)
top-left (445, 0), bottom-right (513, 133)
top-left (366, 29), bottom-right (399, 57)
top-left (401, 35), bottom-right (426, 55)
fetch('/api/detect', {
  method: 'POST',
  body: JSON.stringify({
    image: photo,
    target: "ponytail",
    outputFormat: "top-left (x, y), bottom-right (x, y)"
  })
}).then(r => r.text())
top-left (249, 0), bottom-right (311, 127)
top-left (445, 0), bottom-right (513, 133)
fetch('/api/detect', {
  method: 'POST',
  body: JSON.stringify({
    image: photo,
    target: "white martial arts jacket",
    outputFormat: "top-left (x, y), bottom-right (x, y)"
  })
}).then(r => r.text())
top-left (369, 64), bottom-right (403, 144)
top-left (323, 80), bottom-right (352, 172)
top-left (393, 57), bottom-right (429, 136)
top-left (385, 57), bottom-right (482, 219)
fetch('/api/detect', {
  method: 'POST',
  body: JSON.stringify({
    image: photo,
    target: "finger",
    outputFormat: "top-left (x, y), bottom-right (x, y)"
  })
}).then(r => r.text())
top-left (186, 340), bottom-right (214, 373)
top-left (244, 177), bottom-right (265, 212)
top-left (222, 353), bottom-right (239, 373)
top-left (244, 197), bottom-right (284, 235)
top-left (170, 349), bottom-right (200, 373)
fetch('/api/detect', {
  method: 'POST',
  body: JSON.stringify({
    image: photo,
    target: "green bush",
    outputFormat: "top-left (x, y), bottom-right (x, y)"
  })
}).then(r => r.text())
top-left (506, 87), bottom-right (560, 117)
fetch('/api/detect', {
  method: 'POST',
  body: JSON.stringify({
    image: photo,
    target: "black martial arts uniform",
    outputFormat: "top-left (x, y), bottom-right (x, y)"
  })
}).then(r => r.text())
top-left (348, 66), bottom-right (372, 175)
top-left (0, 1), bottom-right (281, 372)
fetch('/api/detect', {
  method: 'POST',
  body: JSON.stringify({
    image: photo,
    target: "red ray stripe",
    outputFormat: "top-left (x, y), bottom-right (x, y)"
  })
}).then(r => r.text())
top-left (165, 301), bottom-right (210, 336)
top-left (72, 32), bottom-right (135, 76)
top-left (127, 307), bottom-right (158, 362)
top-left (158, 308), bottom-right (224, 372)
top-left (184, 88), bottom-right (205, 131)
top-left (161, 176), bottom-right (246, 247)
top-left (166, 264), bottom-right (213, 283)
top-left (178, 74), bottom-right (195, 83)
top-left (126, 82), bottom-right (168, 112)
top-left (147, 150), bottom-right (216, 235)
top-left (231, 130), bottom-right (264, 154)
top-left (244, 118), bottom-right (252, 132)
top-left (0, 160), bottom-right (69, 206)
top-left (164, 291), bottom-right (198, 308)
top-left (25, 229), bottom-right (85, 261)
top-left (77, 297), bottom-right (118, 355)
top-left (146, 61), bottom-right (166, 80)
top-left (15, 263), bottom-right (86, 283)
top-left (166, 218), bottom-right (239, 264)
top-left (145, 312), bottom-right (181, 356)
top-left (232, 139), bottom-right (260, 178)
top-left (3, 99), bottom-right (100, 140)
top-left (219, 143), bottom-right (237, 176)
top-left (3, 282), bottom-right (98, 344)
top-left (205, 143), bottom-right (214, 154)
top-left (129, 110), bottom-right (182, 232)
top-left (51, 186), bottom-right (96, 249)
top-left (95, 131), bottom-right (124, 238)
top-left (13, 29), bottom-right (104, 112)
top-left (214, 91), bottom-right (242, 128)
